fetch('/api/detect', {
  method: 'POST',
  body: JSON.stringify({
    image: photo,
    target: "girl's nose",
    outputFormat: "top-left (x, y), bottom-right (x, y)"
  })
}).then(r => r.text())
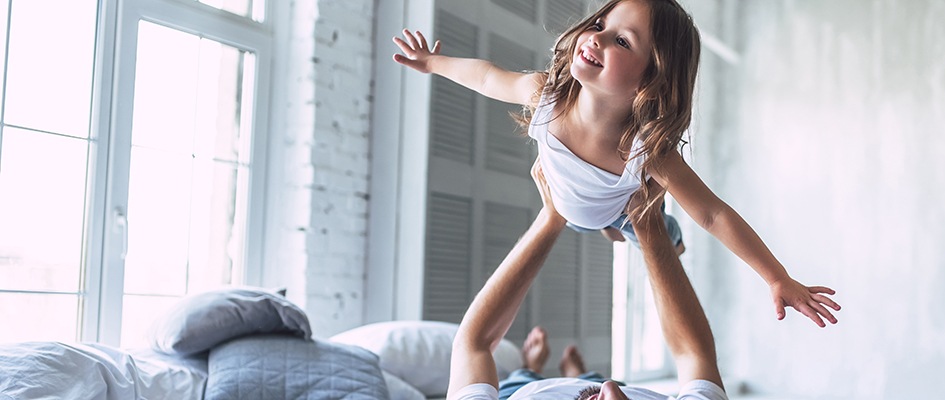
top-left (587, 32), bottom-right (602, 47)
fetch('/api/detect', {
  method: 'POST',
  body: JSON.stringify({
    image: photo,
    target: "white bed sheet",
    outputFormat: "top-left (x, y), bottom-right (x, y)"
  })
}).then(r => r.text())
top-left (0, 341), bottom-right (207, 400)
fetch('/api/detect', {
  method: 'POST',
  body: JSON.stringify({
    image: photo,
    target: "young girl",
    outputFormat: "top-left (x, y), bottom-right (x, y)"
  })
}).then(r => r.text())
top-left (393, 0), bottom-right (840, 327)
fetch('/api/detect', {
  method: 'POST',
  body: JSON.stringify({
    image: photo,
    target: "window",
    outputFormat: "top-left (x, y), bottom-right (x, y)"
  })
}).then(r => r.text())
top-left (613, 240), bottom-right (673, 382)
top-left (0, 0), bottom-right (273, 347)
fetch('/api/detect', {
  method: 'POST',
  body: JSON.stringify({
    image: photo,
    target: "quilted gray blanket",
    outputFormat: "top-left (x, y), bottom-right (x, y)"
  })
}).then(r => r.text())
top-left (205, 334), bottom-right (389, 400)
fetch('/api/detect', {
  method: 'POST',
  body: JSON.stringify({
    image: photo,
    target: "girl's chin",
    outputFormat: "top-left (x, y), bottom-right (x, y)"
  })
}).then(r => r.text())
top-left (569, 64), bottom-right (594, 84)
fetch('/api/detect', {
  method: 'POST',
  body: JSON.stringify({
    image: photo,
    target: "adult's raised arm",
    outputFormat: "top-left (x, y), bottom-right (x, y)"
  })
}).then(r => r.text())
top-left (446, 161), bottom-right (566, 398)
top-left (632, 180), bottom-right (725, 390)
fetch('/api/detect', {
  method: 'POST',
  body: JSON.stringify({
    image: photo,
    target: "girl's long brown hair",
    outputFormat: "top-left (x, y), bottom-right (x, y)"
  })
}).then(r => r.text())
top-left (517, 0), bottom-right (701, 222)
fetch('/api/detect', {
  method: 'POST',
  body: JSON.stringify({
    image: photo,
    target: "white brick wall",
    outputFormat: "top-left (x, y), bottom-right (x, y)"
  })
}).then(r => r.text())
top-left (271, 0), bottom-right (376, 338)
top-left (307, 0), bottom-right (375, 337)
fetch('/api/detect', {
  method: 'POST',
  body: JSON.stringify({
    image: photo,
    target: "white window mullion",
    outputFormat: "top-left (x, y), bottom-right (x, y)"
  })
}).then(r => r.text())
top-left (95, 0), bottom-right (143, 346)
top-left (243, 40), bottom-right (270, 286)
top-left (79, 0), bottom-right (122, 343)
top-left (136, 0), bottom-right (270, 55)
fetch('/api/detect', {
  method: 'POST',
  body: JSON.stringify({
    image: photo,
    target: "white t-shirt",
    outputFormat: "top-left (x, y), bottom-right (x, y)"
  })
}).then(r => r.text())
top-left (527, 95), bottom-right (647, 230)
top-left (452, 379), bottom-right (727, 400)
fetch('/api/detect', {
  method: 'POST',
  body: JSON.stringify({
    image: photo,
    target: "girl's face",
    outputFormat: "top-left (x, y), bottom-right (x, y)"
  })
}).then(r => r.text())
top-left (570, 0), bottom-right (654, 99)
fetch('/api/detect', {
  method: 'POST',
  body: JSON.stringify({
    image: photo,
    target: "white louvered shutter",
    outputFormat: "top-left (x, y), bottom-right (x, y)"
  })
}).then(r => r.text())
top-left (538, 229), bottom-right (581, 338)
top-left (431, 10), bottom-right (477, 165)
top-left (545, 0), bottom-right (587, 35)
top-left (424, 193), bottom-right (473, 324)
top-left (486, 34), bottom-right (537, 178)
top-left (491, 0), bottom-right (538, 23)
top-left (583, 235), bottom-right (615, 336)
top-left (482, 202), bottom-right (534, 342)
top-left (581, 233), bottom-right (615, 376)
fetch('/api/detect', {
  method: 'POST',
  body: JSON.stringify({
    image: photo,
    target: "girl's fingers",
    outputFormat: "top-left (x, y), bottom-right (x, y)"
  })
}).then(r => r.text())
top-left (416, 31), bottom-right (429, 50)
top-left (402, 29), bottom-right (420, 50)
top-left (392, 37), bottom-right (415, 56)
top-left (809, 301), bottom-right (837, 324)
top-left (812, 293), bottom-right (841, 311)
top-left (431, 40), bottom-right (442, 54)
top-left (798, 304), bottom-right (826, 328)
top-left (391, 53), bottom-right (411, 65)
top-left (808, 286), bottom-right (836, 295)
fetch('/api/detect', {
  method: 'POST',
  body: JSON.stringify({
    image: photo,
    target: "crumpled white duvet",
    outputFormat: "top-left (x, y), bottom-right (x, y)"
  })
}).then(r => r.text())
top-left (0, 341), bottom-right (206, 400)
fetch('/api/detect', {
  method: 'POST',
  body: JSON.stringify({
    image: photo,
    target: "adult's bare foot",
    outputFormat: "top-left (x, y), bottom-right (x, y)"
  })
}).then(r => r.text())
top-left (559, 345), bottom-right (587, 377)
top-left (522, 326), bottom-right (550, 374)
top-left (601, 227), bottom-right (626, 242)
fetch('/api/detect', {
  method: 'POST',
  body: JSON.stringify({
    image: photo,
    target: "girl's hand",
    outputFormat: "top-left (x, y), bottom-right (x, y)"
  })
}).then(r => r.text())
top-left (769, 278), bottom-right (841, 327)
top-left (392, 29), bottom-right (441, 74)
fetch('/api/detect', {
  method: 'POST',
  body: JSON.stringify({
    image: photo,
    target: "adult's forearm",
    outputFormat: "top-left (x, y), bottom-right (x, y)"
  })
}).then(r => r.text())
top-left (635, 213), bottom-right (717, 367)
top-left (455, 209), bottom-right (566, 351)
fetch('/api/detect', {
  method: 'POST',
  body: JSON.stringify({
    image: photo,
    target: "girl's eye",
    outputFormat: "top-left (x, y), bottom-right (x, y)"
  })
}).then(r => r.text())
top-left (617, 37), bottom-right (630, 49)
top-left (591, 20), bottom-right (603, 31)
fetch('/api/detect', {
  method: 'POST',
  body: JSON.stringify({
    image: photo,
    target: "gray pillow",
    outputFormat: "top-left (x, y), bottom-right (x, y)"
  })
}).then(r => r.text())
top-left (149, 287), bottom-right (311, 356)
top-left (206, 335), bottom-right (389, 400)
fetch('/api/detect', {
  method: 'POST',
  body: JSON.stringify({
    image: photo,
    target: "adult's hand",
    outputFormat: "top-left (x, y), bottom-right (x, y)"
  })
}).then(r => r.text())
top-left (530, 158), bottom-right (566, 226)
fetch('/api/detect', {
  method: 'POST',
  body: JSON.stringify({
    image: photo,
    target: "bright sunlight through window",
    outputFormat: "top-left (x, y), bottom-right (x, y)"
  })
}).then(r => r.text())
top-left (0, 0), bottom-right (266, 347)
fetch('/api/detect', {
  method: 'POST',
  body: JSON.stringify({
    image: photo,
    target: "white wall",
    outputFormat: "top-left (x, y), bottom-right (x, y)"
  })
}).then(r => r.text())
top-left (684, 1), bottom-right (945, 398)
top-left (265, 0), bottom-right (375, 338)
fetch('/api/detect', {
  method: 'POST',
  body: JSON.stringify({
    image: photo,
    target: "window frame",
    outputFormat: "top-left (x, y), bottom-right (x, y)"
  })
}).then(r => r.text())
top-left (96, 0), bottom-right (274, 346)
top-left (0, 0), bottom-right (276, 346)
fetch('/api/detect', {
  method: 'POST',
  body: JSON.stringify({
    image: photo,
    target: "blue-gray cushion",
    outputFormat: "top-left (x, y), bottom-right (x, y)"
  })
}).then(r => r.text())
top-left (205, 335), bottom-right (389, 400)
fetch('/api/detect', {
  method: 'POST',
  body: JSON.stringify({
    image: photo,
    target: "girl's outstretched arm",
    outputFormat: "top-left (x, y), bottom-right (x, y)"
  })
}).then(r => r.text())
top-left (393, 29), bottom-right (543, 106)
top-left (649, 151), bottom-right (842, 327)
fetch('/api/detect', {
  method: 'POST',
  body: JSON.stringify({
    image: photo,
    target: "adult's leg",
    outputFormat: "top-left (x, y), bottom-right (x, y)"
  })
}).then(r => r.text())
top-left (558, 345), bottom-right (587, 378)
top-left (560, 345), bottom-right (626, 386)
top-left (498, 327), bottom-right (550, 400)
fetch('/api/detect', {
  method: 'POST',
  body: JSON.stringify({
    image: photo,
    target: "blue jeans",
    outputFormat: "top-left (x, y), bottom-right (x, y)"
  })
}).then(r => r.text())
top-left (566, 203), bottom-right (683, 248)
top-left (498, 369), bottom-right (622, 400)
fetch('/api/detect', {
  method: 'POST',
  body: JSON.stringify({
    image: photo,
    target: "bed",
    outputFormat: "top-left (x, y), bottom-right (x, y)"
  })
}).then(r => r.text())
top-left (0, 287), bottom-right (522, 400)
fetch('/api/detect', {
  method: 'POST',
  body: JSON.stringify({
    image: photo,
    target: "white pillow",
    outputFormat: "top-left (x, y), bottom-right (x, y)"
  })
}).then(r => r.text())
top-left (330, 321), bottom-right (522, 397)
top-left (382, 371), bottom-right (425, 400)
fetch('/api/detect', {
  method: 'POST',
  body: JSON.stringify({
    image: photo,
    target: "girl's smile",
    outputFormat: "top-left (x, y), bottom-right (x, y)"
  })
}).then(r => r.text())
top-left (579, 47), bottom-right (604, 68)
